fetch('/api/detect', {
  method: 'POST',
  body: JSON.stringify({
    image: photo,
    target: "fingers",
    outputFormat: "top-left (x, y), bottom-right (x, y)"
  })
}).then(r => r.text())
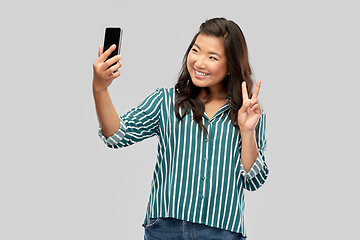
top-left (252, 80), bottom-right (262, 99)
top-left (242, 80), bottom-right (262, 100)
top-left (93, 45), bottom-right (123, 92)
top-left (107, 67), bottom-right (121, 80)
top-left (238, 100), bottom-right (251, 115)
top-left (94, 44), bottom-right (120, 72)
top-left (105, 61), bottom-right (123, 76)
top-left (239, 80), bottom-right (261, 114)
top-left (248, 80), bottom-right (261, 112)
top-left (242, 81), bottom-right (249, 101)
top-left (93, 47), bottom-right (122, 77)
top-left (239, 99), bottom-right (260, 113)
top-left (249, 102), bottom-right (261, 114)
top-left (98, 44), bottom-right (117, 62)
top-left (238, 80), bottom-right (262, 129)
top-left (104, 55), bottom-right (122, 70)
top-left (94, 55), bottom-right (122, 76)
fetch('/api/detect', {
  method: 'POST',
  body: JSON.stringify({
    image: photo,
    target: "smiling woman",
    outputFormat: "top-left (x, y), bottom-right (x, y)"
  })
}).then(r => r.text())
top-left (187, 34), bottom-right (229, 95)
top-left (175, 18), bottom-right (254, 134)
top-left (93, 17), bottom-right (268, 239)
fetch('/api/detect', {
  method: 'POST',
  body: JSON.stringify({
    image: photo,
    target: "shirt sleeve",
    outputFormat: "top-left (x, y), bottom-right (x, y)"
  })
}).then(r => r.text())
top-left (240, 110), bottom-right (269, 191)
top-left (98, 88), bottom-right (164, 149)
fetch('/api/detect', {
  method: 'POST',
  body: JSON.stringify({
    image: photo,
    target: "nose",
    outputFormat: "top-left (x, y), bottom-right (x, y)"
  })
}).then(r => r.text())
top-left (195, 56), bottom-right (206, 69)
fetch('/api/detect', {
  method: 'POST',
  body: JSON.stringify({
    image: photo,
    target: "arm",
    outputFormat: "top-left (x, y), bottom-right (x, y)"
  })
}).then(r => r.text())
top-left (240, 113), bottom-right (268, 191)
top-left (99, 89), bottom-right (163, 149)
top-left (238, 80), bottom-right (268, 191)
top-left (240, 129), bottom-right (259, 173)
top-left (93, 89), bottom-right (120, 138)
top-left (238, 80), bottom-right (262, 172)
top-left (92, 44), bottom-right (122, 138)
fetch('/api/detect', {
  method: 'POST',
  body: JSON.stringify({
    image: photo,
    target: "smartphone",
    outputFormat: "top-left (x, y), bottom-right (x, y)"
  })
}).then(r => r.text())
top-left (103, 27), bottom-right (123, 65)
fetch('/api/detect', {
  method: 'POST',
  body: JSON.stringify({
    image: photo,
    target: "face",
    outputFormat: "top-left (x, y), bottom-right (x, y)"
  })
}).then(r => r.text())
top-left (187, 33), bottom-right (228, 95)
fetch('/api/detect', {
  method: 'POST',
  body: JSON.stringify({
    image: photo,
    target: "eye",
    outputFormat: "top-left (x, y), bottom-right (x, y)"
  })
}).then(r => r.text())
top-left (191, 48), bottom-right (198, 53)
top-left (209, 56), bottom-right (218, 61)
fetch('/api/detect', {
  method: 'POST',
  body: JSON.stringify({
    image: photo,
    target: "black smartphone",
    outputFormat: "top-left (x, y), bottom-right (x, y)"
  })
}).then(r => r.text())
top-left (103, 27), bottom-right (123, 64)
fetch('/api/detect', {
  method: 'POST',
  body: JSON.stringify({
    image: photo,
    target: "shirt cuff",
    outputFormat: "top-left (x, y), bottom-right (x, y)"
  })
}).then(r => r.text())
top-left (98, 118), bottom-right (127, 146)
top-left (242, 150), bottom-right (267, 180)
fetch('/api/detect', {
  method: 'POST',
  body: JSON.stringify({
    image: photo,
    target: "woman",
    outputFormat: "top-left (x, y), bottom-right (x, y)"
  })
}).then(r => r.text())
top-left (93, 17), bottom-right (268, 239)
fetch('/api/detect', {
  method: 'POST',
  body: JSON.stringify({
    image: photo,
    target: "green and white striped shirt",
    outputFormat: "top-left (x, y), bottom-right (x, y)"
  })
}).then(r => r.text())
top-left (99, 88), bottom-right (268, 236)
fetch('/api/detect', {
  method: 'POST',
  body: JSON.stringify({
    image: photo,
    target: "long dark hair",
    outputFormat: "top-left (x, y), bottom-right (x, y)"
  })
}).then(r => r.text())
top-left (174, 17), bottom-right (254, 133)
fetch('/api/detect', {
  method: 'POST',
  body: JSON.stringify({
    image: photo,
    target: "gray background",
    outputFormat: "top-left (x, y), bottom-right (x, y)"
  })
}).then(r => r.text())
top-left (1, 0), bottom-right (359, 239)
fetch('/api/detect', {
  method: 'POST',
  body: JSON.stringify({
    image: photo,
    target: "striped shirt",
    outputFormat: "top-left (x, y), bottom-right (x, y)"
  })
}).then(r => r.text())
top-left (99, 88), bottom-right (268, 237)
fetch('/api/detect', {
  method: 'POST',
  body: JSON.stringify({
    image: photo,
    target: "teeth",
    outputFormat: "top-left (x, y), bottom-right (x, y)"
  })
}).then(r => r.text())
top-left (195, 69), bottom-right (208, 76)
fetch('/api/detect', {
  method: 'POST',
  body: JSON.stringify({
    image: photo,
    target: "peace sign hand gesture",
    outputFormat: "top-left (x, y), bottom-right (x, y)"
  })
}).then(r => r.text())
top-left (237, 80), bottom-right (262, 132)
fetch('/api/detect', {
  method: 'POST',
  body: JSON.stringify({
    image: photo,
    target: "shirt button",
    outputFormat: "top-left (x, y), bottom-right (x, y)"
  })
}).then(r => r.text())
top-left (200, 195), bottom-right (204, 200)
top-left (202, 176), bottom-right (206, 180)
top-left (203, 158), bottom-right (207, 162)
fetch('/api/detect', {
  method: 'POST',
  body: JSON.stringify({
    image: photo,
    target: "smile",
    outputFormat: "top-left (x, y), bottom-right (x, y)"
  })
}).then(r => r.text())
top-left (194, 68), bottom-right (209, 77)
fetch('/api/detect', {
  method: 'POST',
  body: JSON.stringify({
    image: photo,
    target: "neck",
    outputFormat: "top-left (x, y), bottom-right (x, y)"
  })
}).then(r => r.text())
top-left (198, 87), bottom-right (227, 102)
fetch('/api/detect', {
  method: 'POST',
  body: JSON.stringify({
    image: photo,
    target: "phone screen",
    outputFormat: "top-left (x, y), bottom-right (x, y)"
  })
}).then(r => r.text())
top-left (103, 27), bottom-right (122, 61)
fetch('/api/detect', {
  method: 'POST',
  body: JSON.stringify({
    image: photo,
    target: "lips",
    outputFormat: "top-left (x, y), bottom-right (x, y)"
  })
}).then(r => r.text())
top-left (194, 68), bottom-right (209, 78)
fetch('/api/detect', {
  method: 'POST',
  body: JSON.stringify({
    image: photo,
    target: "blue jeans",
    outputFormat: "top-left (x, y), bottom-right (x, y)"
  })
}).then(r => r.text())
top-left (143, 217), bottom-right (246, 240)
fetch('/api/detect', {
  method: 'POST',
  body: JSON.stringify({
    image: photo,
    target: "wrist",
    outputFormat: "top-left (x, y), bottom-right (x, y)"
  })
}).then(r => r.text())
top-left (240, 128), bottom-right (256, 140)
top-left (92, 81), bottom-right (109, 95)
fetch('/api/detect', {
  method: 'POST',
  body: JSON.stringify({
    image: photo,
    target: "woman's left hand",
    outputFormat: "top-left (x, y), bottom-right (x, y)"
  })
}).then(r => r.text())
top-left (237, 80), bottom-right (262, 132)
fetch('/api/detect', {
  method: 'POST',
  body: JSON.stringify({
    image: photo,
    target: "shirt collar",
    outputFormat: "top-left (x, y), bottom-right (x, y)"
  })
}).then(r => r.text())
top-left (204, 101), bottom-right (230, 121)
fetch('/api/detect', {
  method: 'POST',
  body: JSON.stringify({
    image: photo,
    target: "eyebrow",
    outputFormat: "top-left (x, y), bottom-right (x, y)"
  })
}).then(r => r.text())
top-left (194, 43), bottom-right (222, 58)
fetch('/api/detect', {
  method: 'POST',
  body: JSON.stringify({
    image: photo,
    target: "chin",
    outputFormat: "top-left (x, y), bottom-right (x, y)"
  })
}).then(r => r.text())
top-left (190, 78), bottom-right (207, 88)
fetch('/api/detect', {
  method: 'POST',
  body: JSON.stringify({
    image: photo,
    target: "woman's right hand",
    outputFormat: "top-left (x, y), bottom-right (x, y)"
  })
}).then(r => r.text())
top-left (92, 44), bottom-right (122, 93)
